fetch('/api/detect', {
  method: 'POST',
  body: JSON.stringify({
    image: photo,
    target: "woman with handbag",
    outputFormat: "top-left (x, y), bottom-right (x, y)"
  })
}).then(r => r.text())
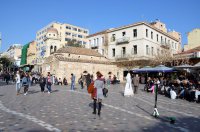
top-left (93, 71), bottom-right (105, 117)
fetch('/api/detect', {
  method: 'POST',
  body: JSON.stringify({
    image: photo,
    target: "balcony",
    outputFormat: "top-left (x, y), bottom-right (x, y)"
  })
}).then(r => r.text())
top-left (160, 43), bottom-right (170, 49)
top-left (91, 45), bottom-right (98, 49)
top-left (115, 54), bottom-right (130, 61)
top-left (116, 37), bottom-right (130, 45)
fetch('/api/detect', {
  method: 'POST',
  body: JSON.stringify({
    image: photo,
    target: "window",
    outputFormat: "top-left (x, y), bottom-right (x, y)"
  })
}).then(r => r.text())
top-left (122, 47), bottom-right (126, 56)
top-left (111, 34), bottom-right (116, 41)
top-left (78, 35), bottom-right (83, 38)
top-left (94, 39), bottom-right (96, 45)
top-left (65, 38), bottom-right (71, 41)
top-left (72, 34), bottom-right (77, 37)
top-left (165, 38), bottom-right (166, 44)
top-left (66, 26), bottom-right (71, 30)
top-left (89, 40), bottom-right (91, 45)
top-left (73, 28), bottom-right (77, 31)
top-left (146, 45), bottom-right (150, 55)
top-left (84, 30), bottom-right (88, 34)
top-left (83, 41), bottom-right (86, 44)
top-left (65, 32), bottom-right (71, 36)
top-left (151, 47), bottom-right (154, 56)
top-left (97, 38), bottom-right (99, 45)
top-left (146, 29), bottom-right (148, 37)
top-left (175, 43), bottom-right (177, 49)
top-left (102, 37), bottom-right (104, 44)
top-left (112, 48), bottom-right (115, 57)
top-left (161, 36), bottom-right (163, 44)
top-left (78, 29), bottom-right (82, 32)
top-left (133, 29), bottom-right (137, 37)
top-left (151, 31), bottom-right (153, 39)
top-left (172, 41), bottom-right (174, 48)
top-left (168, 40), bottom-right (170, 44)
top-left (122, 31), bottom-right (126, 36)
top-left (133, 45), bottom-right (137, 54)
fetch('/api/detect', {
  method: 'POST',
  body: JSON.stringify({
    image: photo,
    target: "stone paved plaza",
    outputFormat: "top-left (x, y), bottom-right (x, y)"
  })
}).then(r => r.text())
top-left (0, 81), bottom-right (200, 132)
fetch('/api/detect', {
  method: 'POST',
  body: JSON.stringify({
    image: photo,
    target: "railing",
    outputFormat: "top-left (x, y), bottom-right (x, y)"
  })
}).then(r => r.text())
top-left (116, 37), bottom-right (130, 45)
top-left (115, 54), bottom-right (130, 60)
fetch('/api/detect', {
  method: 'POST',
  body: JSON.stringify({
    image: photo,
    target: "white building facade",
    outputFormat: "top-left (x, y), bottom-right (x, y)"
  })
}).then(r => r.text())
top-left (36, 22), bottom-right (89, 64)
top-left (6, 44), bottom-right (22, 66)
top-left (88, 21), bottom-right (181, 62)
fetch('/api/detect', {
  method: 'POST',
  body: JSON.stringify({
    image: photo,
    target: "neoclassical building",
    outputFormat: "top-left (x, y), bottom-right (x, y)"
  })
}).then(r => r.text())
top-left (42, 46), bottom-right (123, 82)
top-left (87, 20), bottom-right (181, 68)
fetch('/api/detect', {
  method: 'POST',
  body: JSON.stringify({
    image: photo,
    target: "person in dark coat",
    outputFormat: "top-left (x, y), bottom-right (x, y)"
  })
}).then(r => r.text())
top-left (39, 74), bottom-right (46, 92)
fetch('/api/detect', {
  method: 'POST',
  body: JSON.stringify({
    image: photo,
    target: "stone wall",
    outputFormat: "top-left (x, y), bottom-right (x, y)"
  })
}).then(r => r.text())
top-left (42, 56), bottom-right (123, 83)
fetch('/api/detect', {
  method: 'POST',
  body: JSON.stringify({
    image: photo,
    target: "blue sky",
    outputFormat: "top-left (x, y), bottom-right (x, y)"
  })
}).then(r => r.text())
top-left (0, 0), bottom-right (199, 52)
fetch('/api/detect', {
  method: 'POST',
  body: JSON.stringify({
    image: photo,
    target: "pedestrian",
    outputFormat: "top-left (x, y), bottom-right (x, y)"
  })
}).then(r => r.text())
top-left (106, 76), bottom-right (112, 89)
top-left (86, 73), bottom-right (91, 89)
top-left (22, 73), bottom-right (29, 95)
top-left (15, 71), bottom-right (21, 95)
top-left (70, 73), bottom-right (75, 90)
top-left (63, 77), bottom-right (68, 85)
top-left (58, 78), bottom-right (62, 85)
top-left (93, 71), bottom-right (105, 117)
top-left (133, 74), bottom-right (140, 94)
top-left (5, 72), bottom-right (10, 85)
top-left (78, 74), bottom-right (84, 89)
top-left (39, 74), bottom-right (46, 92)
top-left (46, 72), bottom-right (52, 94)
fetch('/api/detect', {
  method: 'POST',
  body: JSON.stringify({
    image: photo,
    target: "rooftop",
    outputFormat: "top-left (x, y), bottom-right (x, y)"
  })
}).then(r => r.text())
top-left (55, 46), bottom-right (103, 57)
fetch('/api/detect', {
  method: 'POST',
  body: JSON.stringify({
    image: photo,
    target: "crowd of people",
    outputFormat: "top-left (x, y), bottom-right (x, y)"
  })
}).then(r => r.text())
top-left (144, 75), bottom-right (200, 103)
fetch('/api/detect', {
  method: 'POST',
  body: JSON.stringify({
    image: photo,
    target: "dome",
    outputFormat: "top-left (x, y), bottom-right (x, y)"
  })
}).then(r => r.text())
top-left (47, 28), bottom-right (58, 34)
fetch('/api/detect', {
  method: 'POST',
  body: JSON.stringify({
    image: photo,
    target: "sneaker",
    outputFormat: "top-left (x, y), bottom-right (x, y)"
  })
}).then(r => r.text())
top-left (24, 93), bottom-right (27, 95)
top-left (48, 91), bottom-right (51, 94)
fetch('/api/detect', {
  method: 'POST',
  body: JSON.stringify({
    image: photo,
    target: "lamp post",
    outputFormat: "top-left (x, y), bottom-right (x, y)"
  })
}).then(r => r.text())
top-left (152, 80), bottom-right (159, 118)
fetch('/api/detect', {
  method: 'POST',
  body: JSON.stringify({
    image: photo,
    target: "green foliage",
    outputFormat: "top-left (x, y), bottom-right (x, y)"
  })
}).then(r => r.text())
top-left (66, 39), bottom-right (84, 48)
top-left (0, 56), bottom-right (14, 70)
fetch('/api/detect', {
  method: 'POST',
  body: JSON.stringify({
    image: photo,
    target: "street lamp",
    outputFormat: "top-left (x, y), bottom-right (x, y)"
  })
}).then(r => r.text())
top-left (152, 80), bottom-right (159, 118)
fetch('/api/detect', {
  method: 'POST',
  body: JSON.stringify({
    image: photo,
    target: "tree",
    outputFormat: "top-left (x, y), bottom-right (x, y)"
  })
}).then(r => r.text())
top-left (66, 39), bottom-right (84, 48)
top-left (0, 56), bottom-right (14, 71)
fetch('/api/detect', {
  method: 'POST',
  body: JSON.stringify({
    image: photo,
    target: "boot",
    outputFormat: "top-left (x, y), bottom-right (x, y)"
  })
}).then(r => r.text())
top-left (98, 102), bottom-right (102, 116)
top-left (93, 99), bottom-right (96, 114)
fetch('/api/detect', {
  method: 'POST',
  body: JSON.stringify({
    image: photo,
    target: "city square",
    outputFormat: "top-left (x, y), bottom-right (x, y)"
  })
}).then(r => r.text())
top-left (0, 81), bottom-right (199, 132)
top-left (1, 0), bottom-right (200, 131)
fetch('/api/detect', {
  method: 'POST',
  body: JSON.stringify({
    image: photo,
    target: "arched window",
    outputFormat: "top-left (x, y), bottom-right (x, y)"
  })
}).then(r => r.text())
top-left (54, 46), bottom-right (57, 52)
top-left (50, 45), bottom-right (53, 54)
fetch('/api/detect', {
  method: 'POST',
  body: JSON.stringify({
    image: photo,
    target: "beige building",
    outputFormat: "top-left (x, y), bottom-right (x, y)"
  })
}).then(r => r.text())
top-left (27, 41), bottom-right (36, 65)
top-left (42, 47), bottom-right (123, 82)
top-left (35, 22), bottom-right (89, 64)
top-left (87, 21), bottom-right (181, 68)
top-left (6, 44), bottom-right (22, 66)
top-left (184, 28), bottom-right (200, 51)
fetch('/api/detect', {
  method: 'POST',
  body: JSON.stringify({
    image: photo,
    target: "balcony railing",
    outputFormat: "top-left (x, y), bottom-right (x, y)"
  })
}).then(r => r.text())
top-left (116, 37), bottom-right (130, 45)
top-left (91, 46), bottom-right (98, 49)
top-left (115, 54), bottom-right (130, 61)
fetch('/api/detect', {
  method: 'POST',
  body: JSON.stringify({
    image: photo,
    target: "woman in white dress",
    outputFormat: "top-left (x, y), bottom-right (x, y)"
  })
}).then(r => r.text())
top-left (124, 73), bottom-right (134, 96)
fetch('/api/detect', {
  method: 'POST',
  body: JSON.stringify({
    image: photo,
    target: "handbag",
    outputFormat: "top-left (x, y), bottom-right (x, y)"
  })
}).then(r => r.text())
top-left (103, 88), bottom-right (108, 97)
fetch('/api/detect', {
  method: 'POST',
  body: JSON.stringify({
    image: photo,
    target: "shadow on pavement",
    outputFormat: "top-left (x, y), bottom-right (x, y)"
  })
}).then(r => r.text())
top-left (140, 116), bottom-right (200, 132)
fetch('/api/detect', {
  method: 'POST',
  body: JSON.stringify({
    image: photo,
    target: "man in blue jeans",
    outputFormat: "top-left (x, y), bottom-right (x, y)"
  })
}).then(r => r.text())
top-left (71, 73), bottom-right (75, 90)
top-left (46, 72), bottom-right (52, 94)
